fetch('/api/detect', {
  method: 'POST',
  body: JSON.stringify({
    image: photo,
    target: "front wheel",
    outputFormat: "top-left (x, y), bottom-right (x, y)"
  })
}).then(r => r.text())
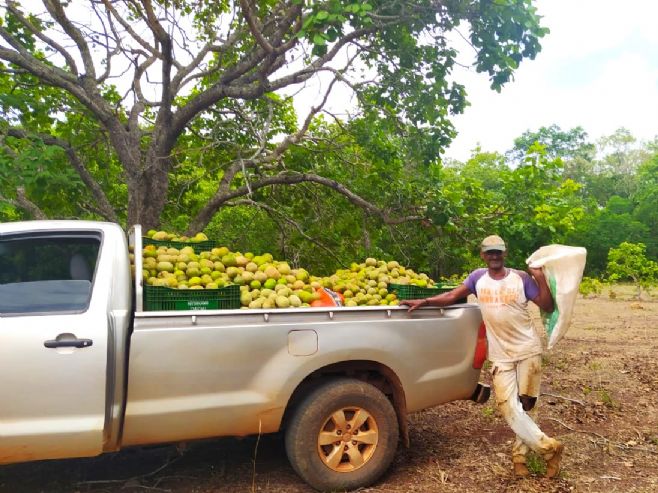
top-left (285, 378), bottom-right (399, 492)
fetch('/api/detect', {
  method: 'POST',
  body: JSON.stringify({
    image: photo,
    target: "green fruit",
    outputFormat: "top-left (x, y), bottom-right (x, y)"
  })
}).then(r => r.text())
top-left (156, 261), bottom-right (174, 273)
top-left (143, 248), bottom-right (158, 259)
top-left (222, 254), bottom-right (237, 267)
top-left (146, 229), bottom-right (157, 238)
top-left (298, 291), bottom-right (314, 304)
top-left (240, 291), bottom-right (253, 306)
top-left (289, 295), bottom-right (302, 307)
top-left (263, 278), bottom-right (277, 290)
top-left (252, 255), bottom-right (266, 266)
top-left (249, 298), bottom-right (264, 309)
top-left (188, 276), bottom-right (202, 287)
top-left (275, 295), bottom-right (290, 308)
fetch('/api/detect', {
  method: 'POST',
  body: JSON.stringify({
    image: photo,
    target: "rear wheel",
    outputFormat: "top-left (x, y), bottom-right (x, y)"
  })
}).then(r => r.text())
top-left (285, 378), bottom-right (399, 492)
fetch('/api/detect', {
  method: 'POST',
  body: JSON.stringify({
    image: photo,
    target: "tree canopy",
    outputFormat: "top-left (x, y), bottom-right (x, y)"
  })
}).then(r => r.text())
top-left (0, 0), bottom-right (548, 231)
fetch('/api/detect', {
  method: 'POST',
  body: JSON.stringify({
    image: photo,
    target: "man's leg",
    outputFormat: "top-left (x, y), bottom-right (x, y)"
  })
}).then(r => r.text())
top-left (492, 359), bottom-right (562, 477)
top-left (512, 355), bottom-right (542, 475)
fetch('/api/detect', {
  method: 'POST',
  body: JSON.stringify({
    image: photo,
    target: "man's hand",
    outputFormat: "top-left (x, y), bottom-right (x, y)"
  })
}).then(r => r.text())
top-left (400, 298), bottom-right (428, 312)
top-left (528, 266), bottom-right (555, 313)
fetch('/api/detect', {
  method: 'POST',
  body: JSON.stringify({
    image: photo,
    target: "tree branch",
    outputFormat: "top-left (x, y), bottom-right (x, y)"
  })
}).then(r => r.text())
top-left (188, 171), bottom-right (424, 233)
top-left (169, 8), bottom-right (383, 140)
top-left (222, 198), bottom-right (343, 264)
top-left (6, 128), bottom-right (119, 222)
top-left (43, 0), bottom-right (96, 79)
top-left (5, 0), bottom-right (79, 75)
top-left (13, 187), bottom-right (47, 219)
top-left (239, 0), bottom-right (273, 54)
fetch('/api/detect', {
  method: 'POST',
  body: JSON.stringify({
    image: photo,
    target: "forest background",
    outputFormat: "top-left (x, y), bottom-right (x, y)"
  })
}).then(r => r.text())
top-left (0, 0), bottom-right (656, 288)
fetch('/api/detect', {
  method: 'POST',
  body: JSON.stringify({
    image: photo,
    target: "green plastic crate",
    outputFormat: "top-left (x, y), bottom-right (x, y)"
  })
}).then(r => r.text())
top-left (143, 284), bottom-right (240, 311)
top-left (142, 237), bottom-right (220, 251)
top-left (388, 283), bottom-right (460, 301)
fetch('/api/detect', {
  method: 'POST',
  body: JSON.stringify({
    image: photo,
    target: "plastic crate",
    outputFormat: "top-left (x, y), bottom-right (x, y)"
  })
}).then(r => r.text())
top-left (388, 283), bottom-right (460, 301)
top-left (143, 284), bottom-right (240, 311)
top-left (142, 237), bottom-right (219, 252)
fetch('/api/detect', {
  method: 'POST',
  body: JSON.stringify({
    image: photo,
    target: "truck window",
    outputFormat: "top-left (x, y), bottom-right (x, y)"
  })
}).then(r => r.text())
top-left (0, 234), bottom-right (100, 314)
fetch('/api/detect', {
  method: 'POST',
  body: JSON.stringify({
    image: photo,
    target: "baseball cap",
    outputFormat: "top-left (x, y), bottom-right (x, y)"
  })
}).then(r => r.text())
top-left (481, 235), bottom-right (506, 252)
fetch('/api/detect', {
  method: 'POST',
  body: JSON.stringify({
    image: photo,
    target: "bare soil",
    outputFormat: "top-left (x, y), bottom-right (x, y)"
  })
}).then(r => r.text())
top-left (2, 287), bottom-right (657, 493)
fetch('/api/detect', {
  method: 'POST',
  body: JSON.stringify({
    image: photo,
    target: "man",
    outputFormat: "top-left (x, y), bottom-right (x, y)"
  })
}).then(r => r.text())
top-left (402, 235), bottom-right (564, 479)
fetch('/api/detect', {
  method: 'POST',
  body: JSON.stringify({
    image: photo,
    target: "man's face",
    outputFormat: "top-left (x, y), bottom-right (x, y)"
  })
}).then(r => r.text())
top-left (480, 249), bottom-right (506, 269)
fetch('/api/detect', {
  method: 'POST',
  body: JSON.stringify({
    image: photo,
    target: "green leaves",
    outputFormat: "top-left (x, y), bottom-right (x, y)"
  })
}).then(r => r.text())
top-left (607, 242), bottom-right (658, 298)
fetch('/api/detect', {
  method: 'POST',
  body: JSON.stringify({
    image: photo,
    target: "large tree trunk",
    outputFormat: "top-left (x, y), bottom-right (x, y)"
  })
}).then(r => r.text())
top-left (114, 125), bottom-right (172, 230)
top-left (126, 164), bottom-right (170, 230)
top-left (125, 149), bottom-right (172, 230)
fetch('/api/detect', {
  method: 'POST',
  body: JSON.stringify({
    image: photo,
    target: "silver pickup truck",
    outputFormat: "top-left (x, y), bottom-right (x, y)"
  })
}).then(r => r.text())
top-left (0, 220), bottom-right (489, 492)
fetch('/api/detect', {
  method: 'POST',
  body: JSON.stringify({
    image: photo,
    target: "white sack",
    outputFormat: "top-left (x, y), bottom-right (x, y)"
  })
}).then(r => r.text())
top-left (526, 245), bottom-right (587, 350)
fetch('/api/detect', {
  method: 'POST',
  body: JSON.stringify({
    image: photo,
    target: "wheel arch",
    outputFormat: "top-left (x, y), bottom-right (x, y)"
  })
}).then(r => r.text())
top-left (281, 360), bottom-right (409, 447)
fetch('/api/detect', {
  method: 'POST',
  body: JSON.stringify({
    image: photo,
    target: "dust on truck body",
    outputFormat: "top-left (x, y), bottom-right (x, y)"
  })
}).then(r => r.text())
top-left (0, 220), bottom-right (489, 492)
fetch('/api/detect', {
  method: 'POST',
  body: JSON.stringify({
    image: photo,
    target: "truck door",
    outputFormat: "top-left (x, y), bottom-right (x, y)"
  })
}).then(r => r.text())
top-left (0, 232), bottom-right (109, 464)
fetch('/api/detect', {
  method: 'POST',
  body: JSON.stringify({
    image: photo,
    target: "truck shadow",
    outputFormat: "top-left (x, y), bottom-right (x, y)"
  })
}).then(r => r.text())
top-left (0, 426), bottom-right (462, 493)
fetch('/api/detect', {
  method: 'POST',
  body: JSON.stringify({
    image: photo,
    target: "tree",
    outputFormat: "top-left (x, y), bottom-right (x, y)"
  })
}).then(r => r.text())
top-left (590, 128), bottom-right (650, 201)
top-left (508, 124), bottom-right (595, 164)
top-left (0, 0), bottom-right (548, 230)
top-left (566, 196), bottom-right (650, 276)
top-left (606, 242), bottom-right (658, 300)
top-left (426, 144), bottom-right (585, 276)
top-left (633, 154), bottom-right (658, 259)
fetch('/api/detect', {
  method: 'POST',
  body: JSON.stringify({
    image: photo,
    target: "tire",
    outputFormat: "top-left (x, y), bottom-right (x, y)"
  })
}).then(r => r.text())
top-left (285, 378), bottom-right (399, 492)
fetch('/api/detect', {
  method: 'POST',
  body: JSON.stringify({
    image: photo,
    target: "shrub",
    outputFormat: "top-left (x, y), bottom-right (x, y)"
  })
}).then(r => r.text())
top-left (579, 276), bottom-right (603, 298)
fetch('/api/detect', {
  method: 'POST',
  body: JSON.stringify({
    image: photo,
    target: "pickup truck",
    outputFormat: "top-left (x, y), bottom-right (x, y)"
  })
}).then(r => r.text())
top-left (0, 220), bottom-right (489, 492)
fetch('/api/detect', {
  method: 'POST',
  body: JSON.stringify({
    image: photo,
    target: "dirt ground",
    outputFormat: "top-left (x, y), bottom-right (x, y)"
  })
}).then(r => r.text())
top-left (2, 286), bottom-right (657, 493)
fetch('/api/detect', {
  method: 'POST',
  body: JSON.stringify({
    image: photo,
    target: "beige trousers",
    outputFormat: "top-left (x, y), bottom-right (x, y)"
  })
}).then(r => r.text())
top-left (491, 355), bottom-right (561, 462)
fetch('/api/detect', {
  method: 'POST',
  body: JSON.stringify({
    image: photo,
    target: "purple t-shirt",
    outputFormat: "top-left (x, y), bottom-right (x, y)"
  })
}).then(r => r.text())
top-left (464, 268), bottom-right (539, 301)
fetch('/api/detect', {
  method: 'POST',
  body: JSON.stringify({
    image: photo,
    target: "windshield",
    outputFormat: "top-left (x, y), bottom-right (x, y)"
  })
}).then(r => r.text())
top-left (0, 234), bottom-right (100, 314)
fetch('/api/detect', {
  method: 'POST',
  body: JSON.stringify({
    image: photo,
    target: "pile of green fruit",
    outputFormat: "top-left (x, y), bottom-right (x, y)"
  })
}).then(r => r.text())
top-left (139, 230), bottom-right (438, 309)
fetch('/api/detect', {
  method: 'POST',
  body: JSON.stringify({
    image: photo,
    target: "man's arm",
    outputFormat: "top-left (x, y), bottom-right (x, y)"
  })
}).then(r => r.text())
top-left (528, 267), bottom-right (555, 313)
top-left (401, 284), bottom-right (471, 312)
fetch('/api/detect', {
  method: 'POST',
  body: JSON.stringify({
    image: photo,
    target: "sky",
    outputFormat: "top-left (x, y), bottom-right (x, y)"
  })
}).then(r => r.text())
top-left (443, 0), bottom-right (658, 161)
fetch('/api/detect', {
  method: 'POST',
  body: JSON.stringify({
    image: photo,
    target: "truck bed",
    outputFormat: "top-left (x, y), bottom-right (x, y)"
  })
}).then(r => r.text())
top-left (122, 303), bottom-right (483, 446)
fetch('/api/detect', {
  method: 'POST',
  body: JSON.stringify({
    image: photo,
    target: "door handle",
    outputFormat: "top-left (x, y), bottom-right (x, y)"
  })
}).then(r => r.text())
top-left (44, 337), bottom-right (93, 349)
